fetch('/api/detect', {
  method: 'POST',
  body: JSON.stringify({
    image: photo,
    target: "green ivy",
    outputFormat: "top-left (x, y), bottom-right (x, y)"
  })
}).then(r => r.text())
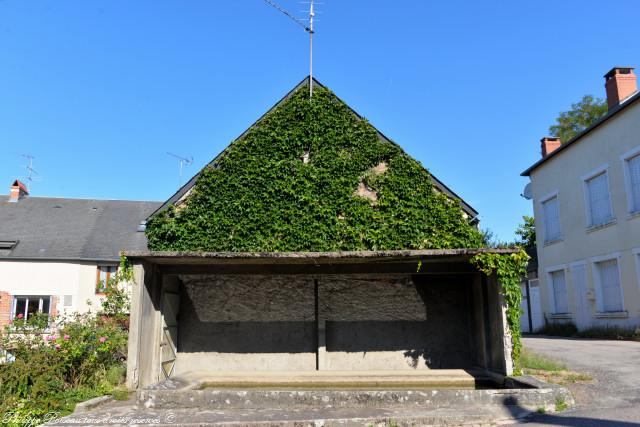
top-left (471, 249), bottom-right (530, 373)
top-left (145, 81), bottom-right (526, 372)
top-left (146, 84), bottom-right (484, 251)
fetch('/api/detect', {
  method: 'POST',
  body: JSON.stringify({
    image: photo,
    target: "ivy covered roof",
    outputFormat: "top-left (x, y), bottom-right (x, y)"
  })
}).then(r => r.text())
top-left (146, 77), bottom-right (483, 252)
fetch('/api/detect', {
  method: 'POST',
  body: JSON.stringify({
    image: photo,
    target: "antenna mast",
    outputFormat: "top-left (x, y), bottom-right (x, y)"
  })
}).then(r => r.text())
top-left (263, 0), bottom-right (316, 97)
top-left (309, 0), bottom-right (314, 97)
top-left (167, 152), bottom-right (193, 187)
top-left (21, 154), bottom-right (41, 191)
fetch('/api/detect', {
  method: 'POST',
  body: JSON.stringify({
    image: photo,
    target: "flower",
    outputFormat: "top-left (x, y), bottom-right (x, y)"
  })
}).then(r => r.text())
top-left (64, 335), bottom-right (70, 341)
top-left (99, 336), bottom-right (107, 343)
top-left (47, 335), bottom-right (57, 341)
top-left (17, 313), bottom-right (23, 319)
top-left (54, 344), bottom-right (61, 350)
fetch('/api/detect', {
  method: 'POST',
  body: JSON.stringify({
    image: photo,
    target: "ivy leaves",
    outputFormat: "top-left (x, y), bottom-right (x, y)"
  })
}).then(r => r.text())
top-left (146, 83), bottom-right (484, 252)
top-left (471, 250), bottom-right (530, 373)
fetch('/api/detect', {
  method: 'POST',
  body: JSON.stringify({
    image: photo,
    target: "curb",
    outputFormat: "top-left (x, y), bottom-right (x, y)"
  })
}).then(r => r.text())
top-left (73, 395), bottom-right (113, 413)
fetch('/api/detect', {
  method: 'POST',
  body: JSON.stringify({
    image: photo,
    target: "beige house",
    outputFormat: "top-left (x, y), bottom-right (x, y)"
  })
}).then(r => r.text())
top-left (0, 181), bottom-right (160, 327)
top-left (522, 67), bottom-right (640, 331)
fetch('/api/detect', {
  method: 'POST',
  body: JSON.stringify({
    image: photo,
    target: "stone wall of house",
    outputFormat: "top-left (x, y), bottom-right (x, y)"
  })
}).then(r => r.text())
top-left (174, 274), bottom-right (473, 374)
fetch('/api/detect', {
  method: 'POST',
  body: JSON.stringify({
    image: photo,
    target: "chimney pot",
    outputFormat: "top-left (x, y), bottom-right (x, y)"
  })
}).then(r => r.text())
top-left (604, 67), bottom-right (637, 109)
top-left (541, 137), bottom-right (561, 157)
top-left (8, 180), bottom-right (28, 202)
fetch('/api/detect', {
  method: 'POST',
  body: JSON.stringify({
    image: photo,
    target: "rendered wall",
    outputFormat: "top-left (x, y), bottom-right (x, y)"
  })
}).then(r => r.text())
top-left (174, 274), bottom-right (473, 374)
top-left (0, 260), bottom-right (104, 319)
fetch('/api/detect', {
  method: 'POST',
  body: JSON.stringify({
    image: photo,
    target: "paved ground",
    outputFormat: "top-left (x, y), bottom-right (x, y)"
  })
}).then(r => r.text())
top-left (508, 336), bottom-right (640, 426)
top-left (48, 336), bottom-right (640, 426)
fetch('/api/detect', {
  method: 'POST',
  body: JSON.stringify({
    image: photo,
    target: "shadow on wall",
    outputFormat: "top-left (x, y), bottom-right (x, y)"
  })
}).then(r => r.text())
top-left (176, 274), bottom-right (473, 369)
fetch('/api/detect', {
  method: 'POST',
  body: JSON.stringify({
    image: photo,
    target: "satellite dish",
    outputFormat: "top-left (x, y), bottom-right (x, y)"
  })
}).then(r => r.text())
top-left (521, 183), bottom-right (533, 200)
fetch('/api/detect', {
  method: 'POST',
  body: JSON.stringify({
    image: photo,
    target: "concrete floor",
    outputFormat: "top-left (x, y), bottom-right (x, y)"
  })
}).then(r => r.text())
top-left (508, 336), bottom-right (640, 426)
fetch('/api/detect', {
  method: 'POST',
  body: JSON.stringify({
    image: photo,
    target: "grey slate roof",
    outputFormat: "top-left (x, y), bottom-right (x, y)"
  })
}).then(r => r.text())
top-left (0, 196), bottom-right (161, 261)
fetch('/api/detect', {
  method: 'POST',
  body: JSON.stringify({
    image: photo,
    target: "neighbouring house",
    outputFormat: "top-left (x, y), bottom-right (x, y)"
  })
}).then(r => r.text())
top-left (520, 246), bottom-right (544, 333)
top-left (0, 180), bottom-right (161, 327)
top-left (126, 77), bottom-right (515, 388)
top-left (522, 66), bottom-right (640, 332)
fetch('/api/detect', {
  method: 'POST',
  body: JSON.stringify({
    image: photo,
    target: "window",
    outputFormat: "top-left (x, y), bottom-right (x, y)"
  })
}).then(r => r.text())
top-left (584, 171), bottom-right (614, 227)
top-left (549, 269), bottom-right (568, 314)
top-left (12, 296), bottom-right (51, 321)
top-left (594, 259), bottom-right (623, 313)
top-left (542, 195), bottom-right (561, 242)
top-left (624, 153), bottom-right (640, 214)
top-left (96, 265), bottom-right (117, 293)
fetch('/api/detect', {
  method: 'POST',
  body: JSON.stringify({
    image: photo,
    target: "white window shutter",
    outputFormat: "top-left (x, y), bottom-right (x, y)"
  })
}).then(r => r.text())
top-left (593, 263), bottom-right (604, 312)
top-left (598, 259), bottom-right (623, 312)
top-left (543, 197), bottom-right (561, 242)
top-left (586, 173), bottom-right (612, 226)
top-left (628, 155), bottom-right (640, 212)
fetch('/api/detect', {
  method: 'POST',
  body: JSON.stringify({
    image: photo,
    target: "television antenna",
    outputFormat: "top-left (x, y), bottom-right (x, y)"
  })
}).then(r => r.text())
top-left (167, 152), bottom-right (193, 186)
top-left (20, 154), bottom-right (42, 191)
top-left (263, 0), bottom-right (316, 97)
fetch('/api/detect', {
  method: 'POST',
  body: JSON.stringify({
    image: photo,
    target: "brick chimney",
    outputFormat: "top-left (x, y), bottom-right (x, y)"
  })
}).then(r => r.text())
top-left (9, 180), bottom-right (28, 202)
top-left (604, 67), bottom-right (637, 109)
top-left (541, 137), bottom-right (561, 157)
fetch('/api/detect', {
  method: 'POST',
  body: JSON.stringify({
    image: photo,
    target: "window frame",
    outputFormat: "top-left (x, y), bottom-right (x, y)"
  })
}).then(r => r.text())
top-left (581, 164), bottom-right (615, 229)
top-left (546, 265), bottom-right (570, 315)
top-left (96, 264), bottom-right (118, 294)
top-left (621, 146), bottom-right (640, 216)
top-left (590, 253), bottom-right (625, 314)
top-left (539, 190), bottom-right (562, 244)
top-left (11, 295), bottom-right (52, 321)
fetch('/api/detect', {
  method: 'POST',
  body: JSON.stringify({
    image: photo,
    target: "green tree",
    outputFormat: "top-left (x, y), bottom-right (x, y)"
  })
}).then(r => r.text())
top-left (549, 95), bottom-right (607, 143)
top-left (515, 215), bottom-right (536, 248)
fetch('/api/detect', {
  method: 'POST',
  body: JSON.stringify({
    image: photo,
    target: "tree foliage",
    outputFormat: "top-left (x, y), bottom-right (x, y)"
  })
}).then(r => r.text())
top-left (549, 95), bottom-right (607, 143)
top-left (515, 215), bottom-right (536, 249)
top-left (146, 84), bottom-right (484, 251)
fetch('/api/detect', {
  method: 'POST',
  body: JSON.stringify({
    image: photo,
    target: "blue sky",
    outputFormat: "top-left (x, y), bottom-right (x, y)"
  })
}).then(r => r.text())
top-left (1, 1), bottom-right (639, 241)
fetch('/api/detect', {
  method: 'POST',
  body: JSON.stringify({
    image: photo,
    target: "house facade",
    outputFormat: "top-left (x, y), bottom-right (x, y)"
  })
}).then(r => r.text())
top-left (0, 181), bottom-right (160, 327)
top-left (522, 67), bottom-right (640, 331)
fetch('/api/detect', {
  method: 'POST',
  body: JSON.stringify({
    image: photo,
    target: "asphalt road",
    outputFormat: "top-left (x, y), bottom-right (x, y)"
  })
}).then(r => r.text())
top-left (509, 336), bottom-right (640, 426)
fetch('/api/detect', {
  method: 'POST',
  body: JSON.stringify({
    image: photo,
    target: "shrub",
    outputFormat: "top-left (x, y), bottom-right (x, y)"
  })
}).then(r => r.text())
top-left (536, 322), bottom-right (578, 337)
top-left (577, 326), bottom-right (640, 341)
top-left (0, 312), bottom-right (128, 424)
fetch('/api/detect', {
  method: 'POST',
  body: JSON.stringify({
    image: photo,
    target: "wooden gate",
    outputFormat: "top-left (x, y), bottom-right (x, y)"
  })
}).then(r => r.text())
top-left (160, 282), bottom-right (180, 379)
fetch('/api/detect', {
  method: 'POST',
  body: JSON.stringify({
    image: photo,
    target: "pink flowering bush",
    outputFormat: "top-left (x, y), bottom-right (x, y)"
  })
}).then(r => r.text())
top-left (0, 312), bottom-right (128, 423)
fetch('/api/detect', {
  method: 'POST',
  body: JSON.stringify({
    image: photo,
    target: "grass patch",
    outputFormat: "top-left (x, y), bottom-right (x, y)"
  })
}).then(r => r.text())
top-left (577, 326), bottom-right (640, 341)
top-left (517, 347), bottom-right (593, 387)
top-left (555, 397), bottom-right (568, 412)
top-left (111, 386), bottom-right (130, 401)
top-left (519, 348), bottom-right (567, 372)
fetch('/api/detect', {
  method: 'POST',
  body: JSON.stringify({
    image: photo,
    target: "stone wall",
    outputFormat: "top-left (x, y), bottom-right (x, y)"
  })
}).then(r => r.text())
top-left (174, 274), bottom-right (473, 373)
top-left (176, 275), bottom-right (316, 373)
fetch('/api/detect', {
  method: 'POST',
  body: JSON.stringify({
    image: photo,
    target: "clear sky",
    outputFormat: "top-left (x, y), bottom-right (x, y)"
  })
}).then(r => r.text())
top-left (1, 1), bottom-right (639, 241)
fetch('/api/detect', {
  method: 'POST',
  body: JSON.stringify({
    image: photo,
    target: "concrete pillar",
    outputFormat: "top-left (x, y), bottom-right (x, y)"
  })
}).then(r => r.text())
top-left (470, 274), bottom-right (487, 369)
top-left (485, 273), bottom-right (513, 376)
top-left (315, 279), bottom-right (326, 370)
top-left (126, 262), bottom-right (163, 389)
